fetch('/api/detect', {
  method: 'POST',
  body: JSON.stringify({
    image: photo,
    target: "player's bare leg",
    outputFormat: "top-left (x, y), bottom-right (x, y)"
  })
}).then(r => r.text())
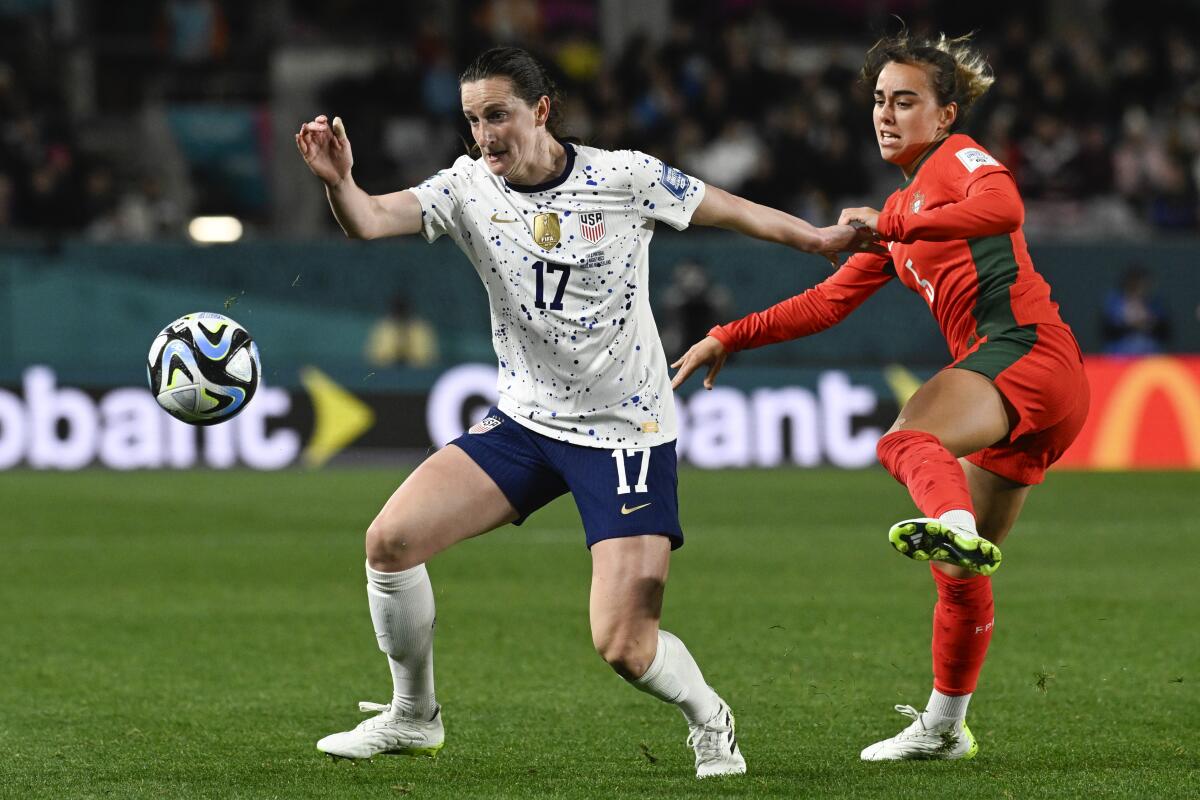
top-left (366, 443), bottom-right (519, 572)
top-left (589, 536), bottom-right (669, 680)
top-left (317, 445), bottom-right (518, 760)
top-left (957, 460), bottom-right (1030, 563)
top-left (879, 368), bottom-right (1014, 575)
top-left (862, 459), bottom-right (1032, 761)
top-left (590, 536), bottom-right (745, 778)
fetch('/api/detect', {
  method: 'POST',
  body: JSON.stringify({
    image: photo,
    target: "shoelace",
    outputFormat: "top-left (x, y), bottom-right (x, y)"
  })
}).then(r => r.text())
top-left (348, 701), bottom-right (396, 732)
top-left (356, 701), bottom-right (440, 724)
top-left (891, 704), bottom-right (932, 739)
top-left (358, 701), bottom-right (390, 714)
top-left (349, 700), bottom-right (434, 743)
top-left (890, 703), bottom-right (964, 755)
top-left (687, 710), bottom-right (734, 761)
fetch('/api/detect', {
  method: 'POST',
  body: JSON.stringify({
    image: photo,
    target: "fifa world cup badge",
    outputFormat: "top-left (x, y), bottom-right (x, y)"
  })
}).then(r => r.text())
top-left (911, 191), bottom-right (925, 213)
top-left (533, 212), bottom-right (561, 250)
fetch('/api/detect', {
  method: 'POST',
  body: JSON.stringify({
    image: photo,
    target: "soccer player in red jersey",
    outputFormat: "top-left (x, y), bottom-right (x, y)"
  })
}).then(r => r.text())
top-left (671, 31), bottom-right (1090, 762)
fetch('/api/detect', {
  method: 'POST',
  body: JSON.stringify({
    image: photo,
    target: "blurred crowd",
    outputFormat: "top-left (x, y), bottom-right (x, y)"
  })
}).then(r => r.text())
top-left (1, 0), bottom-right (1199, 240)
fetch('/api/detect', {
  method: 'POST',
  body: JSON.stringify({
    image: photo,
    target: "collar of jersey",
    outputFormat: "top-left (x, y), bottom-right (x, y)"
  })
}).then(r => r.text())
top-left (899, 135), bottom-right (951, 189)
top-left (503, 142), bottom-right (577, 193)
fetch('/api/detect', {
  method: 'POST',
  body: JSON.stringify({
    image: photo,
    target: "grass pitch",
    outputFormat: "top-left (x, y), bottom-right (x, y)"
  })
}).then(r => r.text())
top-left (1, 467), bottom-right (1196, 799)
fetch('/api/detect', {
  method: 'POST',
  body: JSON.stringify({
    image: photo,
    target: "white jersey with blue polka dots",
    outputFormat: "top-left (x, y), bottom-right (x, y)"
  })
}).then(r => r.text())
top-left (407, 143), bottom-right (706, 448)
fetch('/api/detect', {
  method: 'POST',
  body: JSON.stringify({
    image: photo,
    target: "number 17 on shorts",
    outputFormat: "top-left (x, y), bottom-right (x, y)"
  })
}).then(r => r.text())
top-left (612, 448), bottom-right (651, 495)
top-left (574, 441), bottom-right (683, 549)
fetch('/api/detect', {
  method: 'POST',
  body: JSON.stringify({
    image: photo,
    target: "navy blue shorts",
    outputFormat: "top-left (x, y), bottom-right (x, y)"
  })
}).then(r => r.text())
top-left (450, 408), bottom-right (683, 549)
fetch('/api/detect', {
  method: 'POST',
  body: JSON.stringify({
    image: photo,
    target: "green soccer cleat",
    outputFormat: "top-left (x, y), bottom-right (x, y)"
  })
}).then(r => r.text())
top-left (888, 518), bottom-right (1002, 576)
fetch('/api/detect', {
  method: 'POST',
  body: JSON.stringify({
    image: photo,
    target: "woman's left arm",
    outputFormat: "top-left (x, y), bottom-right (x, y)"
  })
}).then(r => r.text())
top-left (692, 183), bottom-right (875, 256)
top-left (841, 172), bottom-right (1023, 243)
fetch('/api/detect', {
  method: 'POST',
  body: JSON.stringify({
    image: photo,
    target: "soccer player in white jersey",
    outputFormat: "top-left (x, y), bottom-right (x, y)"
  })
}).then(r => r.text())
top-left (296, 46), bottom-right (869, 779)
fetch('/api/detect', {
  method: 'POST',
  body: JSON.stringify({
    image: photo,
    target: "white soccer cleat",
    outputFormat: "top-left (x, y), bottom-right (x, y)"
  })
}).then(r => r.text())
top-left (859, 704), bottom-right (979, 761)
top-left (316, 701), bottom-right (444, 760)
top-left (687, 700), bottom-right (746, 778)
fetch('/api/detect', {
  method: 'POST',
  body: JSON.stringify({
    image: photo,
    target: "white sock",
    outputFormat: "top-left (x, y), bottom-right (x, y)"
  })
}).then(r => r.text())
top-left (925, 688), bottom-right (971, 724)
top-left (939, 509), bottom-right (978, 536)
top-left (365, 561), bottom-right (437, 719)
top-left (631, 630), bottom-right (722, 726)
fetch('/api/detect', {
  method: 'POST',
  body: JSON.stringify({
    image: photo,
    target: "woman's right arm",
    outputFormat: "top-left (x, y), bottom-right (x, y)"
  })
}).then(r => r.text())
top-left (671, 252), bottom-right (893, 389)
top-left (712, 251), bottom-right (894, 348)
top-left (296, 115), bottom-right (424, 239)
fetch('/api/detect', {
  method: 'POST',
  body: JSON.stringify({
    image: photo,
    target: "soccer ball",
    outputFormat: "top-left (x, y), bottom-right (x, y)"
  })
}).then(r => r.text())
top-left (147, 312), bottom-right (261, 425)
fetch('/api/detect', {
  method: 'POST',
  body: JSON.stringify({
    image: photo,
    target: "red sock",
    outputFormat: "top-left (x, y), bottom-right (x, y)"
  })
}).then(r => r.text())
top-left (875, 430), bottom-right (975, 518)
top-left (930, 565), bottom-right (994, 695)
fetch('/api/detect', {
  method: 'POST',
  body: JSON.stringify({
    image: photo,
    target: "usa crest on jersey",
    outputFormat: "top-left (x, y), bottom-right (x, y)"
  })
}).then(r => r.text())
top-left (579, 211), bottom-right (606, 244)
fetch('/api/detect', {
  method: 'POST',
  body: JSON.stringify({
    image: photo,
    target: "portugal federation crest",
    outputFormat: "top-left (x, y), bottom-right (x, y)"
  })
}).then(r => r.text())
top-left (533, 212), bottom-right (561, 250)
top-left (579, 211), bottom-right (606, 244)
top-left (911, 191), bottom-right (925, 213)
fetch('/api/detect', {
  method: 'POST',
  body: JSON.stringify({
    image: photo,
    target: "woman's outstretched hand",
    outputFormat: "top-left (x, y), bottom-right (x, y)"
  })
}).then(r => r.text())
top-left (815, 222), bottom-right (886, 267)
top-left (838, 206), bottom-right (881, 233)
top-left (671, 336), bottom-right (729, 390)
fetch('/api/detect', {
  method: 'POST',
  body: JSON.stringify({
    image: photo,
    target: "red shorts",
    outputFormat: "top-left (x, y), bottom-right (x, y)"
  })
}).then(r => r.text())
top-left (953, 323), bottom-right (1090, 485)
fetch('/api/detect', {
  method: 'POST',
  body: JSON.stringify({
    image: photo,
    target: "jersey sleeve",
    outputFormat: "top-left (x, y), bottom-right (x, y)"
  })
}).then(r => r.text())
top-left (627, 150), bottom-right (706, 230)
top-left (876, 171), bottom-right (1024, 243)
top-left (406, 154), bottom-right (475, 244)
top-left (709, 252), bottom-right (894, 352)
top-left (951, 143), bottom-right (1011, 193)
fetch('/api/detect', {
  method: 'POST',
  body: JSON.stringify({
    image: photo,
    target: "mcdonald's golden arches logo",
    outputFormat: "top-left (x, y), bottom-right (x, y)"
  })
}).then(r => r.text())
top-left (1089, 357), bottom-right (1200, 469)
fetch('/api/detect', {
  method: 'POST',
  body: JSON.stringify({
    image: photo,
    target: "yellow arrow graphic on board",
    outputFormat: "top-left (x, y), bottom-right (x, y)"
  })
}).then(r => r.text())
top-left (883, 363), bottom-right (924, 409)
top-left (299, 366), bottom-right (375, 468)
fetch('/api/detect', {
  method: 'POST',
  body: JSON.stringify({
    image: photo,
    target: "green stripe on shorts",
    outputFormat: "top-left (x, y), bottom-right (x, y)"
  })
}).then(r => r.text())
top-left (955, 324), bottom-right (1039, 380)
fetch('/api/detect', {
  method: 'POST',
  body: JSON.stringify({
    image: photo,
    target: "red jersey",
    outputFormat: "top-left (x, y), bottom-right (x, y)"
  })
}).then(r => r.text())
top-left (712, 134), bottom-right (1066, 362)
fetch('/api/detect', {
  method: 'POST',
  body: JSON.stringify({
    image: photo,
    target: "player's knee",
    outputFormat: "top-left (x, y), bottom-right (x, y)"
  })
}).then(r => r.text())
top-left (365, 518), bottom-right (423, 572)
top-left (594, 630), bottom-right (656, 680)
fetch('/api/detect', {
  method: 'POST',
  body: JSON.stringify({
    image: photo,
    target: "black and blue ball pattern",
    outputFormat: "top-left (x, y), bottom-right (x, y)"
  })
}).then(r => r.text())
top-left (147, 312), bottom-right (261, 425)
